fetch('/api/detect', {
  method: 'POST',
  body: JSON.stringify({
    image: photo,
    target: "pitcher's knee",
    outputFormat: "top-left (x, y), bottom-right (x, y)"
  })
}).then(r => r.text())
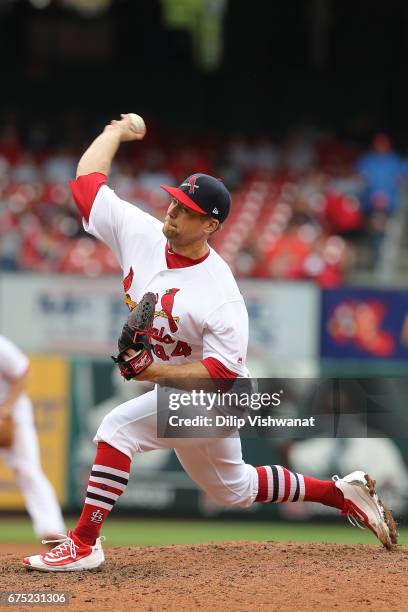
top-left (94, 414), bottom-right (137, 459)
top-left (206, 464), bottom-right (258, 508)
top-left (208, 483), bottom-right (254, 508)
top-left (96, 412), bottom-right (121, 446)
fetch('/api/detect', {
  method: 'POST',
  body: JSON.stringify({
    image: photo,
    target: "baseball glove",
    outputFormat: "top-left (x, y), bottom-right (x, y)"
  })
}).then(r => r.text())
top-left (0, 413), bottom-right (14, 449)
top-left (112, 292), bottom-right (157, 380)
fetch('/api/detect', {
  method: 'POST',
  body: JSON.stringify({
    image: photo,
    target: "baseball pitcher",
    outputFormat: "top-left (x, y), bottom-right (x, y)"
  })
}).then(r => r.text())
top-left (24, 114), bottom-right (397, 571)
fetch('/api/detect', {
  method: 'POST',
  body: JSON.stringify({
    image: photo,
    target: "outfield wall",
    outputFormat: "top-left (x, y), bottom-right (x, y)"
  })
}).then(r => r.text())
top-left (1, 274), bottom-right (408, 520)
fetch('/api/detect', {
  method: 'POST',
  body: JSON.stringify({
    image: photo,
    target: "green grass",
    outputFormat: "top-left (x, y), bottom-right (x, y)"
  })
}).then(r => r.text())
top-left (0, 517), bottom-right (407, 547)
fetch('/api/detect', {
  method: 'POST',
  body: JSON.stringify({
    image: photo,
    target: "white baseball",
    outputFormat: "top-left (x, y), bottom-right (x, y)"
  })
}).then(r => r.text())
top-left (128, 113), bottom-right (146, 136)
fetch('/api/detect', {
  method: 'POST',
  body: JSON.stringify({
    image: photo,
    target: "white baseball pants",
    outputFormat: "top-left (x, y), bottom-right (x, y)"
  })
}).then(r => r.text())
top-left (0, 397), bottom-right (65, 538)
top-left (95, 388), bottom-right (259, 508)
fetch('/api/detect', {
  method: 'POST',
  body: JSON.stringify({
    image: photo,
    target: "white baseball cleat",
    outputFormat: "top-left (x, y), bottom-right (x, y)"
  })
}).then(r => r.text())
top-left (333, 470), bottom-right (398, 549)
top-left (23, 531), bottom-right (105, 571)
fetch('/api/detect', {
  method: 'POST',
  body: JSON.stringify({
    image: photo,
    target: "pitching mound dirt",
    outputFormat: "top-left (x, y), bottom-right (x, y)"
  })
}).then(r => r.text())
top-left (1, 541), bottom-right (408, 611)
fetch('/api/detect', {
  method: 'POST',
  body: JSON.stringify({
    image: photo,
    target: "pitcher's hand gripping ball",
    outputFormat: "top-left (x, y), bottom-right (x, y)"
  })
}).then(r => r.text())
top-left (128, 113), bottom-right (146, 137)
top-left (112, 292), bottom-right (156, 380)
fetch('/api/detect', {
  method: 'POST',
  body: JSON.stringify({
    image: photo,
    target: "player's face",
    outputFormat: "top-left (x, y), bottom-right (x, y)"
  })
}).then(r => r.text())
top-left (163, 198), bottom-right (217, 245)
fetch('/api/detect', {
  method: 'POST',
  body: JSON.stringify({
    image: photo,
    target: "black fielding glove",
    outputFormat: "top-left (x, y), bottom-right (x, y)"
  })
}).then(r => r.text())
top-left (112, 292), bottom-right (157, 380)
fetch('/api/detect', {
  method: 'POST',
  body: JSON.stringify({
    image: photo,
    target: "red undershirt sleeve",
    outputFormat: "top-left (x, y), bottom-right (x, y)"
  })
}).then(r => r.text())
top-left (201, 357), bottom-right (238, 379)
top-left (69, 173), bottom-right (107, 222)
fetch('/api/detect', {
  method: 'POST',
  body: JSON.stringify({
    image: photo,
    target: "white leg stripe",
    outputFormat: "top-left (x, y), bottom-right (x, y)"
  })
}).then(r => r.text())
top-left (87, 485), bottom-right (120, 501)
top-left (89, 476), bottom-right (127, 491)
top-left (288, 471), bottom-right (298, 502)
top-left (276, 465), bottom-right (285, 502)
top-left (265, 466), bottom-right (273, 502)
top-left (85, 498), bottom-right (113, 511)
top-left (93, 464), bottom-right (129, 479)
top-left (297, 473), bottom-right (305, 501)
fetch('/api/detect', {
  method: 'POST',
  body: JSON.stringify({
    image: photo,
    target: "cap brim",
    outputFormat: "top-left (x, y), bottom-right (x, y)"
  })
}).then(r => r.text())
top-left (160, 185), bottom-right (207, 215)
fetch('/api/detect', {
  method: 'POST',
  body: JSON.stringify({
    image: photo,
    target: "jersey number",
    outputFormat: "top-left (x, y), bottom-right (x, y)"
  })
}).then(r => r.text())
top-left (170, 341), bottom-right (192, 358)
top-left (152, 341), bottom-right (192, 361)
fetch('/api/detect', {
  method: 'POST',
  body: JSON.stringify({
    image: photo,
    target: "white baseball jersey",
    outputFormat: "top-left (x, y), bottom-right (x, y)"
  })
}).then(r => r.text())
top-left (0, 335), bottom-right (30, 420)
top-left (83, 184), bottom-right (249, 377)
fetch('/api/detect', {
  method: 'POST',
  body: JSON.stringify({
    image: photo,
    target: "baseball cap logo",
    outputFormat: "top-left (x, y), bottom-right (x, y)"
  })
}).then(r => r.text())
top-left (181, 175), bottom-right (200, 194)
top-left (160, 173), bottom-right (231, 222)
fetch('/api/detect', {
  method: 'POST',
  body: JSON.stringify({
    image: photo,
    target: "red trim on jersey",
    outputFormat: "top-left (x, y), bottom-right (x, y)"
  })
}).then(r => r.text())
top-left (165, 243), bottom-right (210, 269)
top-left (201, 357), bottom-right (238, 379)
top-left (69, 172), bottom-right (107, 223)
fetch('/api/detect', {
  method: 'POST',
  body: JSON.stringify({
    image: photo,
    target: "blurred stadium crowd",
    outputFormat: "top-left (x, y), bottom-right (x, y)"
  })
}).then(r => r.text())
top-left (0, 121), bottom-right (406, 287)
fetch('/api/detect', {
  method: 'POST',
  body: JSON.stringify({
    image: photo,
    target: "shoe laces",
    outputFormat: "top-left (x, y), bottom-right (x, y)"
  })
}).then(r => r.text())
top-left (41, 533), bottom-right (79, 559)
top-left (345, 509), bottom-right (366, 530)
top-left (332, 475), bottom-right (366, 530)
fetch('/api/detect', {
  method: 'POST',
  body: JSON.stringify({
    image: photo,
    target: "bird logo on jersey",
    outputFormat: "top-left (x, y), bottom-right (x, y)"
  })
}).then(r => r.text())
top-left (122, 270), bottom-right (181, 332)
top-left (123, 267), bottom-right (134, 293)
top-left (121, 275), bottom-right (190, 361)
top-left (151, 288), bottom-right (191, 360)
top-left (159, 288), bottom-right (180, 333)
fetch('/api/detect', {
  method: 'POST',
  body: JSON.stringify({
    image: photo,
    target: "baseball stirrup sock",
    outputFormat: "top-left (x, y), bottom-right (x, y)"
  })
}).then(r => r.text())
top-left (73, 442), bottom-right (131, 545)
top-left (255, 465), bottom-right (343, 509)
